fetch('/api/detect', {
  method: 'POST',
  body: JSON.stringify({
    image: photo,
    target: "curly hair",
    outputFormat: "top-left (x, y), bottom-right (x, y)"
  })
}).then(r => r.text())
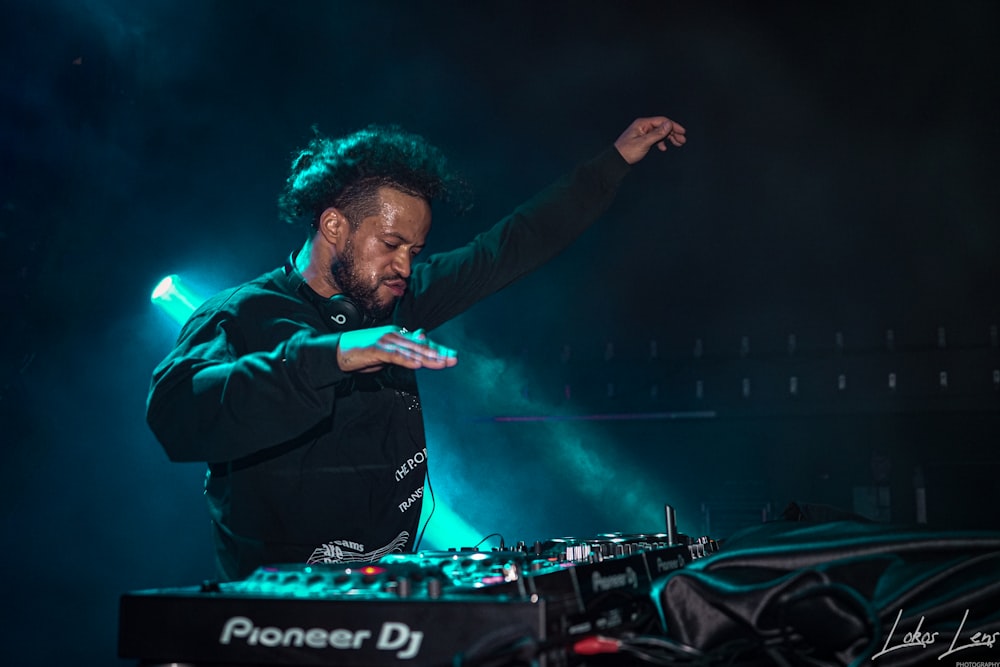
top-left (277, 124), bottom-right (467, 229)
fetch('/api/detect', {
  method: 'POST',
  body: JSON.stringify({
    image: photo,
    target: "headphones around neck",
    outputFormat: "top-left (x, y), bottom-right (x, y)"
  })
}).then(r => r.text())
top-left (284, 254), bottom-right (373, 332)
top-left (317, 292), bottom-right (373, 331)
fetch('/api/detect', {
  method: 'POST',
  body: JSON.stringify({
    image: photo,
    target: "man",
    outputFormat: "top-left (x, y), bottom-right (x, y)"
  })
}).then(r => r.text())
top-left (146, 116), bottom-right (686, 580)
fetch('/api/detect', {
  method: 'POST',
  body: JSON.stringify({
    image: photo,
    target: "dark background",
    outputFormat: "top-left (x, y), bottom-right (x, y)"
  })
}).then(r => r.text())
top-left (2, 1), bottom-right (998, 665)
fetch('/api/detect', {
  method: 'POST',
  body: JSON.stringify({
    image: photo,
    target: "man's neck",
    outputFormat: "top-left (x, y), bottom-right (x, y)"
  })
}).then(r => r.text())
top-left (295, 235), bottom-right (339, 298)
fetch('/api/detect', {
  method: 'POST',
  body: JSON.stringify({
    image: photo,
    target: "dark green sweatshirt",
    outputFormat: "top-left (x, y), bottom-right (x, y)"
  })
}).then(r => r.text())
top-left (146, 147), bottom-right (631, 580)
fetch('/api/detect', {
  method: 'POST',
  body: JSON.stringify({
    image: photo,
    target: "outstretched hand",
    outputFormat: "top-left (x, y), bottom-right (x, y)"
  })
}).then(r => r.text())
top-left (614, 116), bottom-right (687, 165)
top-left (336, 326), bottom-right (458, 373)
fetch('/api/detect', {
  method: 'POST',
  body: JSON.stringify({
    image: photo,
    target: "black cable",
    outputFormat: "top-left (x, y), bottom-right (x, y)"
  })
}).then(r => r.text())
top-left (474, 532), bottom-right (506, 550)
top-left (412, 462), bottom-right (435, 552)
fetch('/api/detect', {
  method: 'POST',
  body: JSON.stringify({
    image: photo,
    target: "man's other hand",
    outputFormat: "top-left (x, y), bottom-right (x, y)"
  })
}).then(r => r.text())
top-left (614, 116), bottom-right (687, 165)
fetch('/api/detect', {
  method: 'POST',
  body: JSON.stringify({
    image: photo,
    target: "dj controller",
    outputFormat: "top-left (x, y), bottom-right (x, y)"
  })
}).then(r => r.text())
top-left (119, 508), bottom-right (718, 666)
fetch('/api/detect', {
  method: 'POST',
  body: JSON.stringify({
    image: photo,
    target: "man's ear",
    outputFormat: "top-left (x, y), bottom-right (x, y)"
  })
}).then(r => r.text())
top-left (317, 207), bottom-right (347, 246)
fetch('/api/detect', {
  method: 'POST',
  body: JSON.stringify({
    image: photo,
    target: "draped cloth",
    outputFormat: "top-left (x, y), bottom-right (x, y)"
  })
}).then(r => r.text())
top-left (654, 520), bottom-right (1000, 666)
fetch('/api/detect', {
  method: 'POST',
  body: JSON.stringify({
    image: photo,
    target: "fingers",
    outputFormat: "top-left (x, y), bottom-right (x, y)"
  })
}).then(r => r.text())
top-left (646, 118), bottom-right (685, 147)
top-left (386, 328), bottom-right (458, 369)
top-left (336, 326), bottom-right (458, 372)
top-left (664, 120), bottom-right (686, 147)
top-left (663, 119), bottom-right (686, 136)
top-left (632, 115), bottom-right (666, 130)
top-left (615, 115), bottom-right (686, 164)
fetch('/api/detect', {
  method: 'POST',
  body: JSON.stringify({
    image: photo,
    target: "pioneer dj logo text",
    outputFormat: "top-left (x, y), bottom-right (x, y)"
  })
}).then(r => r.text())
top-left (655, 555), bottom-right (687, 574)
top-left (219, 616), bottom-right (424, 660)
top-left (591, 566), bottom-right (639, 592)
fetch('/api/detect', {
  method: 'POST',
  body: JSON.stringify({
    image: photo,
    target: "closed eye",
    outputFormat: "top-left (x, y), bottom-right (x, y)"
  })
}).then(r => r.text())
top-left (383, 240), bottom-right (424, 256)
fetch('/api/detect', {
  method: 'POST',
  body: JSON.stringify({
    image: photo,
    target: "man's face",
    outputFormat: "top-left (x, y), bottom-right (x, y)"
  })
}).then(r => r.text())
top-left (329, 187), bottom-right (432, 320)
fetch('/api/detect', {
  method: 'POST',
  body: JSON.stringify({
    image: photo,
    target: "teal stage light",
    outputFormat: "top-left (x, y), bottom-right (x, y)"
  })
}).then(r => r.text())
top-left (151, 274), bottom-right (206, 325)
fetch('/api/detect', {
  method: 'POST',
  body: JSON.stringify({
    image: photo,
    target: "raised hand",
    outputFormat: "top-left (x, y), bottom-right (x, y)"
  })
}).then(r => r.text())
top-left (613, 116), bottom-right (687, 165)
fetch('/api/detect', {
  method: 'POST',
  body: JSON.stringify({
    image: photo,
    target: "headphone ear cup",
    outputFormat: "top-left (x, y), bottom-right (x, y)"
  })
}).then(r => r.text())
top-left (323, 294), bottom-right (367, 331)
top-left (286, 255), bottom-right (372, 331)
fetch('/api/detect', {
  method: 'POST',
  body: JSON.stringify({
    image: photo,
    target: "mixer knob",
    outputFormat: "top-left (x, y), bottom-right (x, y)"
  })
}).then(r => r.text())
top-left (697, 536), bottom-right (719, 553)
top-left (396, 576), bottom-right (412, 598)
top-left (426, 576), bottom-right (443, 599)
top-left (199, 580), bottom-right (221, 593)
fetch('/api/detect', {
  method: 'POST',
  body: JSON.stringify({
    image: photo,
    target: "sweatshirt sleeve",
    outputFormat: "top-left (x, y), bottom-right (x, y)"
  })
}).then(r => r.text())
top-left (399, 146), bottom-right (631, 330)
top-left (145, 298), bottom-right (351, 464)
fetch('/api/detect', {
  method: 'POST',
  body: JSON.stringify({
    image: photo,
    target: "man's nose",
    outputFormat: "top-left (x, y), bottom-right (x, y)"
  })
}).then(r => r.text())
top-left (393, 250), bottom-right (412, 278)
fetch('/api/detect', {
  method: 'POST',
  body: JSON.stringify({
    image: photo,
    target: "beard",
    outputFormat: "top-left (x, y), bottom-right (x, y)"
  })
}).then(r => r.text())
top-left (329, 236), bottom-right (399, 322)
